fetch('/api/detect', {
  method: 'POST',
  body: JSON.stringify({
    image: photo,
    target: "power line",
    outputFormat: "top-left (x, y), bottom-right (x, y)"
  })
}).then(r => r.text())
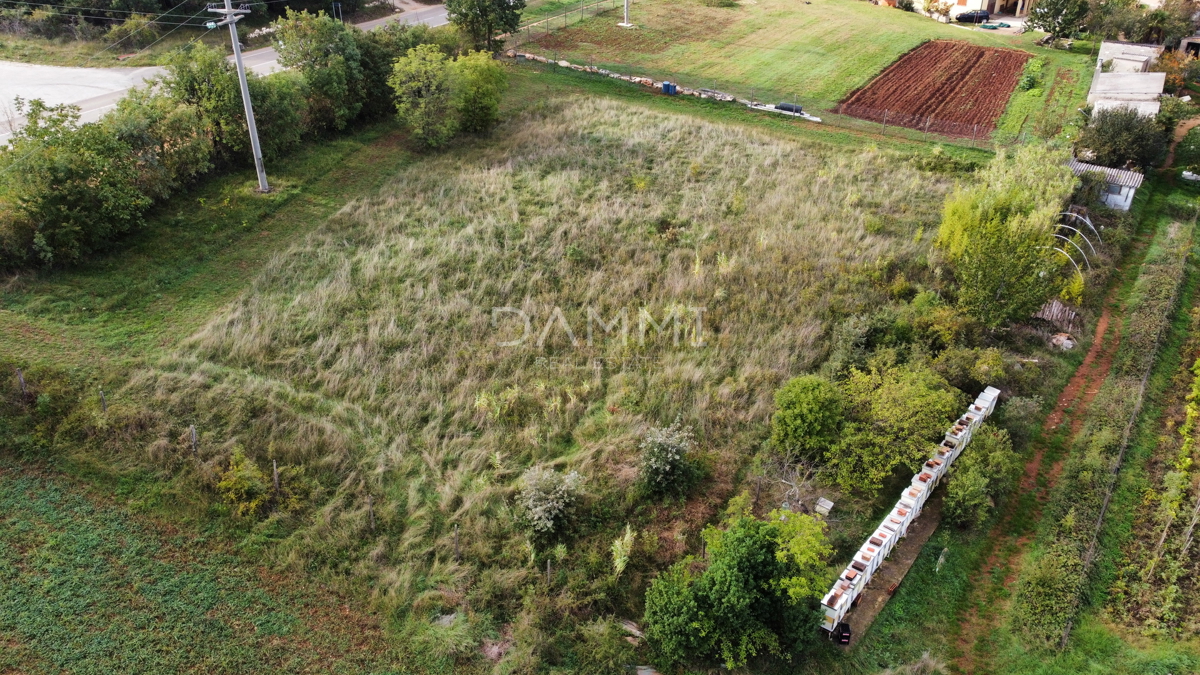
top-left (125, 6), bottom-right (213, 56)
top-left (81, 0), bottom-right (199, 64)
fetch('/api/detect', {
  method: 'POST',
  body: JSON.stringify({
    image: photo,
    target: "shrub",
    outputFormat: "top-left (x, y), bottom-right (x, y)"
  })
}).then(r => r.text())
top-left (271, 10), bottom-right (365, 131)
top-left (0, 99), bottom-right (148, 268)
top-left (769, 375), bottom-right (842, 461)
top-left (944, 425), bottom-right (1021, 528)
top-left (826, 363), bottom-right (963, 495)
top-left (216, 447), bottom-right (272, 518)
top-left (453, 50), bottom-right (506, 134)
top-left (517, 467), bottom-right (582, 535)
top-left (103, 14), bottom-right (160, 50)
top-left (390, 44), bottom-right (460, 148)
top-left (643, 515), bottom-right (826, 670)
top-left (897, 0), bottom-right (916, 11)
top-left (103, 89), bottom-right (215, 200)
top-left (638, 420), bottom-right (697, 496)
top-left (1076, 106), bottom-right (1166, 169)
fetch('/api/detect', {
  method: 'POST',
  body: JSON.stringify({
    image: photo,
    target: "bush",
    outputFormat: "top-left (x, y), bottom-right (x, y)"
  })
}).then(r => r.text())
top-left (639, 420), bottom-right (697, 496)
top-left (643, 515), bottom-right (826, 670)
top-left (103, 14), bottom-right (160, 51)
top-left (517, 467), bottom-right (582, 535)
top-left (897, 0), bottom-right (916, 11)
top-left (769, 375), bottom-right (842, 461)
top-left (944, 425), bottom-right (1021, 528)
top-left (1076, 106), bottom-right (1167, 169)
top-left (453, 50), bottom-right (506, 134)
top-left (390, 44), bottom-right (460, 148)
top-left (271, 10), bottom-right (365, 131)
top-left (573, 619), bottom-right (636, 675)
top-left (826, 363), bottom-right (963, 495)
top-left (0, 100), bottom-right (148, 268)
top-left (216, 447), bottom-right (271, 518)
top-left (103, 89), bottom-right (215, 200)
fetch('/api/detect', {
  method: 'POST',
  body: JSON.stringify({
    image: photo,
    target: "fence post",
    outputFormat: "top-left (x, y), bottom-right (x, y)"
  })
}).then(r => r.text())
top-left (924, 115), bottom-right (931, 142)
top-left (971, 124), bottom-right (978, 148)
top-left (190, 424), bottom-right (198, 456)
top-left (15, 368), bottom-right (26, 397)
top-left (272, 459), bottom-right (280, 493)
top-left (882, 108), bottom-right (888, 133)
top-left (368, 494), bottom-right (376, 531)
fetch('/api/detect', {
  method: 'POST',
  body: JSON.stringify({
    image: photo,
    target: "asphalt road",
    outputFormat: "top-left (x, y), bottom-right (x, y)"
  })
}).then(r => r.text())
top-left (0, 2), bottom-right (448, 140)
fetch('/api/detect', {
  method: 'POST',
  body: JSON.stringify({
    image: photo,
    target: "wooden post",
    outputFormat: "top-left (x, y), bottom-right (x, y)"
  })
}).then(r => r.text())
top-left (454, 523), bottom-right (461, 562)
top-left (882, 108), bottom-right (888, 132)
top-left (971, 124), bottom-right (978, 148)
top-left (546, 557), bottom-right (551, 584)
top-left (16, 368), bottom-right (27, 397)
top-left (190, 425), bottom-right (198, 456)
top-left (368, 494), bottom-right (375, 531)
top-left (272, 459), bottom-right (280, 492)
top-left (753, 475), bottom-right (762, 509)
top-left (924, 115), bottom-right (931, 141)
top-left (99, 388), bottom-right (107, 413)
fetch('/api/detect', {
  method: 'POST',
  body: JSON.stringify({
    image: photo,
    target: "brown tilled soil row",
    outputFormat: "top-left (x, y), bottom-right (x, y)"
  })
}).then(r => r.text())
top-left (837, 40), bottom-right (1030, 135)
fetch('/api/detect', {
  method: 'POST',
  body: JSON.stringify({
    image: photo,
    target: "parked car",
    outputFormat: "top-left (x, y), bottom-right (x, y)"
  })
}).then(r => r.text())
top-left (955, 9), bottom-right (990, 22)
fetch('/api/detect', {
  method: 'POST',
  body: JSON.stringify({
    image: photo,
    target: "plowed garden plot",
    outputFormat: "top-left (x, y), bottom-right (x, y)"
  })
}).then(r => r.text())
top-left (837, 40), bottom-right (1029, 137)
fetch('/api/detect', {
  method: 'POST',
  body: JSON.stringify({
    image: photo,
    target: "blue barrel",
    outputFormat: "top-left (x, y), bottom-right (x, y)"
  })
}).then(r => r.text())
top-left (662, 81), bottom-right (676, 95)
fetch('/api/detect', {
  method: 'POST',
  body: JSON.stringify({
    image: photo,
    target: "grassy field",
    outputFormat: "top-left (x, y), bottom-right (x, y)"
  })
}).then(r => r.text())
top-left (0, 462), bottom-right (409, 674)
top-left (515, 0), bottom-right (1096, 120)
top-left (0, 65), bottom-right (993, 672)
top-left (3, 58), bottom-right (1194, 673)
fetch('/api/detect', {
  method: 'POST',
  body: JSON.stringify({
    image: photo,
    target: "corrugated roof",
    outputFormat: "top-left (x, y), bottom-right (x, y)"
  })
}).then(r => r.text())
top-left (1067, 159), bottom-right (1145, 188)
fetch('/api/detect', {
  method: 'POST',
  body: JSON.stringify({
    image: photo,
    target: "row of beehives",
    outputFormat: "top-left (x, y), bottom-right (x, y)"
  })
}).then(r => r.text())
top-left (819, 386), bottom-right (1002, 633)
top-left (506, 51), bottom-right (740, 102)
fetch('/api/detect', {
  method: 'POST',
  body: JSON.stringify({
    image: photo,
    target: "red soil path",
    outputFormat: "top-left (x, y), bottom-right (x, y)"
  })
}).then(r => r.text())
top-left (953, 292), bottom-right (1126, 673)
top-left (837, 41), bottom-right (1030, 137)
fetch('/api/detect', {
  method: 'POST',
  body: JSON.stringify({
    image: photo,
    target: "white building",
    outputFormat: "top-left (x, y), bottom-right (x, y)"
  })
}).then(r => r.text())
top-left (1086, 43), bottom-right (1167, 118)
top-left (1068, 159), bottom-right (1145, 211)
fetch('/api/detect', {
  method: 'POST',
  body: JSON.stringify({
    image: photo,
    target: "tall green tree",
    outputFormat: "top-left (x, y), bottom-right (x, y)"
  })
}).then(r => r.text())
top-left (453, 50), bottom-right (507, 133)
top-left (271, 9), bottom-right (365, 131)
top-left (944, 425), bottom-right (1022, 527)
top-left (445, 0), bottom-right (525, 51)
top-left (1076, 106), bottom-right (1167, 169)
top-left (936, 145), bottom-right (1076, 328)
top-left (1028, 0), bottom-right (1089, 37)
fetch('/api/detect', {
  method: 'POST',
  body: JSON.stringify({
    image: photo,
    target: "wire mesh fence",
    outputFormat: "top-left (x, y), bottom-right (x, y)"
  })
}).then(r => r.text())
top-left (508, 0), bottom-right (633, 46)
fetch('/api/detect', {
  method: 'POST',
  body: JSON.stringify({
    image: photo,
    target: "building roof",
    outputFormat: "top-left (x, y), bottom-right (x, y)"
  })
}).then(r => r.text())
top-left (1087, 72), bottom-right (1167, 102)
top-left (1092, 99), bottom-right (1161, 117)
top-left (1067, 159), bottom-right (1145, 188)
top-left (1096, 40), bottom-right (1163, 65)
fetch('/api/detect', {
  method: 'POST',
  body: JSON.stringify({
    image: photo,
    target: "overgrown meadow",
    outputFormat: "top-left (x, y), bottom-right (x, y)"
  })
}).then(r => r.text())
top-left (37, 97), bottom-right (959, 667)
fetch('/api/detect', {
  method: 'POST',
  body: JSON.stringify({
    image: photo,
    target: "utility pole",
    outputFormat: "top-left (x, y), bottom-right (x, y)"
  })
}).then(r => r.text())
top-left (617, 0), bottom-right (632, 27)
top-left (207, 0), bottom-right (270, 192)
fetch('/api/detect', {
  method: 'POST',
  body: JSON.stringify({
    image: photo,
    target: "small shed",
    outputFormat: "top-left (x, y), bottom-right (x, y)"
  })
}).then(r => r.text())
top-left (1067, 159), bottom-right (1144, 211)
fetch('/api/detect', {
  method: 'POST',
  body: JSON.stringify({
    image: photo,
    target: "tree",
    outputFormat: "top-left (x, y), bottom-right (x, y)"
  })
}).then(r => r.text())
top-left (770, 375), bottom-right (843, 461)
top-left (0, 99), bottom-right (148, 267)
top-left (936, 145), bottom-right (1077, 328)
top-left (1028, 0), bottom-right (1089, 38)
top-left (1135, 0), bottom-right (1196, 44)
top-left (643, 514), bottom-right (827, 670)
top-left (271, 10), bottom-right (365, 131)
top-left (1076, 106), bottom-right (1166, 169)
top-left (103, 88), bottom-right (214, 200)
top-left (453, 50), bottom-right (507, 133)
top-left (944, 425), bottom-right (1022, 528)
top-left (1084, 0), bottom-right (1144, 40)
top-left (161, 44), bottom-right (246, 159)
top-left (390, 44), bottom-right (461, 147)
top-left (1151, 51), bottom-right (1195, 94)
top-left (445, 0), bottom-right (525, 51)
top-left (826, 363), bottom-right (963, 495)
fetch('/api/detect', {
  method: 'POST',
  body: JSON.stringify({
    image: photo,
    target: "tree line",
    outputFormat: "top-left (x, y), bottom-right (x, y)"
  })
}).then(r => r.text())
top-left (0, 14), bottom-right (508, 269)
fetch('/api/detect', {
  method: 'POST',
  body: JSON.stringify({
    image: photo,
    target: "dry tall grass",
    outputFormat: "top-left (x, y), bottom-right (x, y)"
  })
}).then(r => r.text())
top-left (118, 97), bottom-right (956, 647)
